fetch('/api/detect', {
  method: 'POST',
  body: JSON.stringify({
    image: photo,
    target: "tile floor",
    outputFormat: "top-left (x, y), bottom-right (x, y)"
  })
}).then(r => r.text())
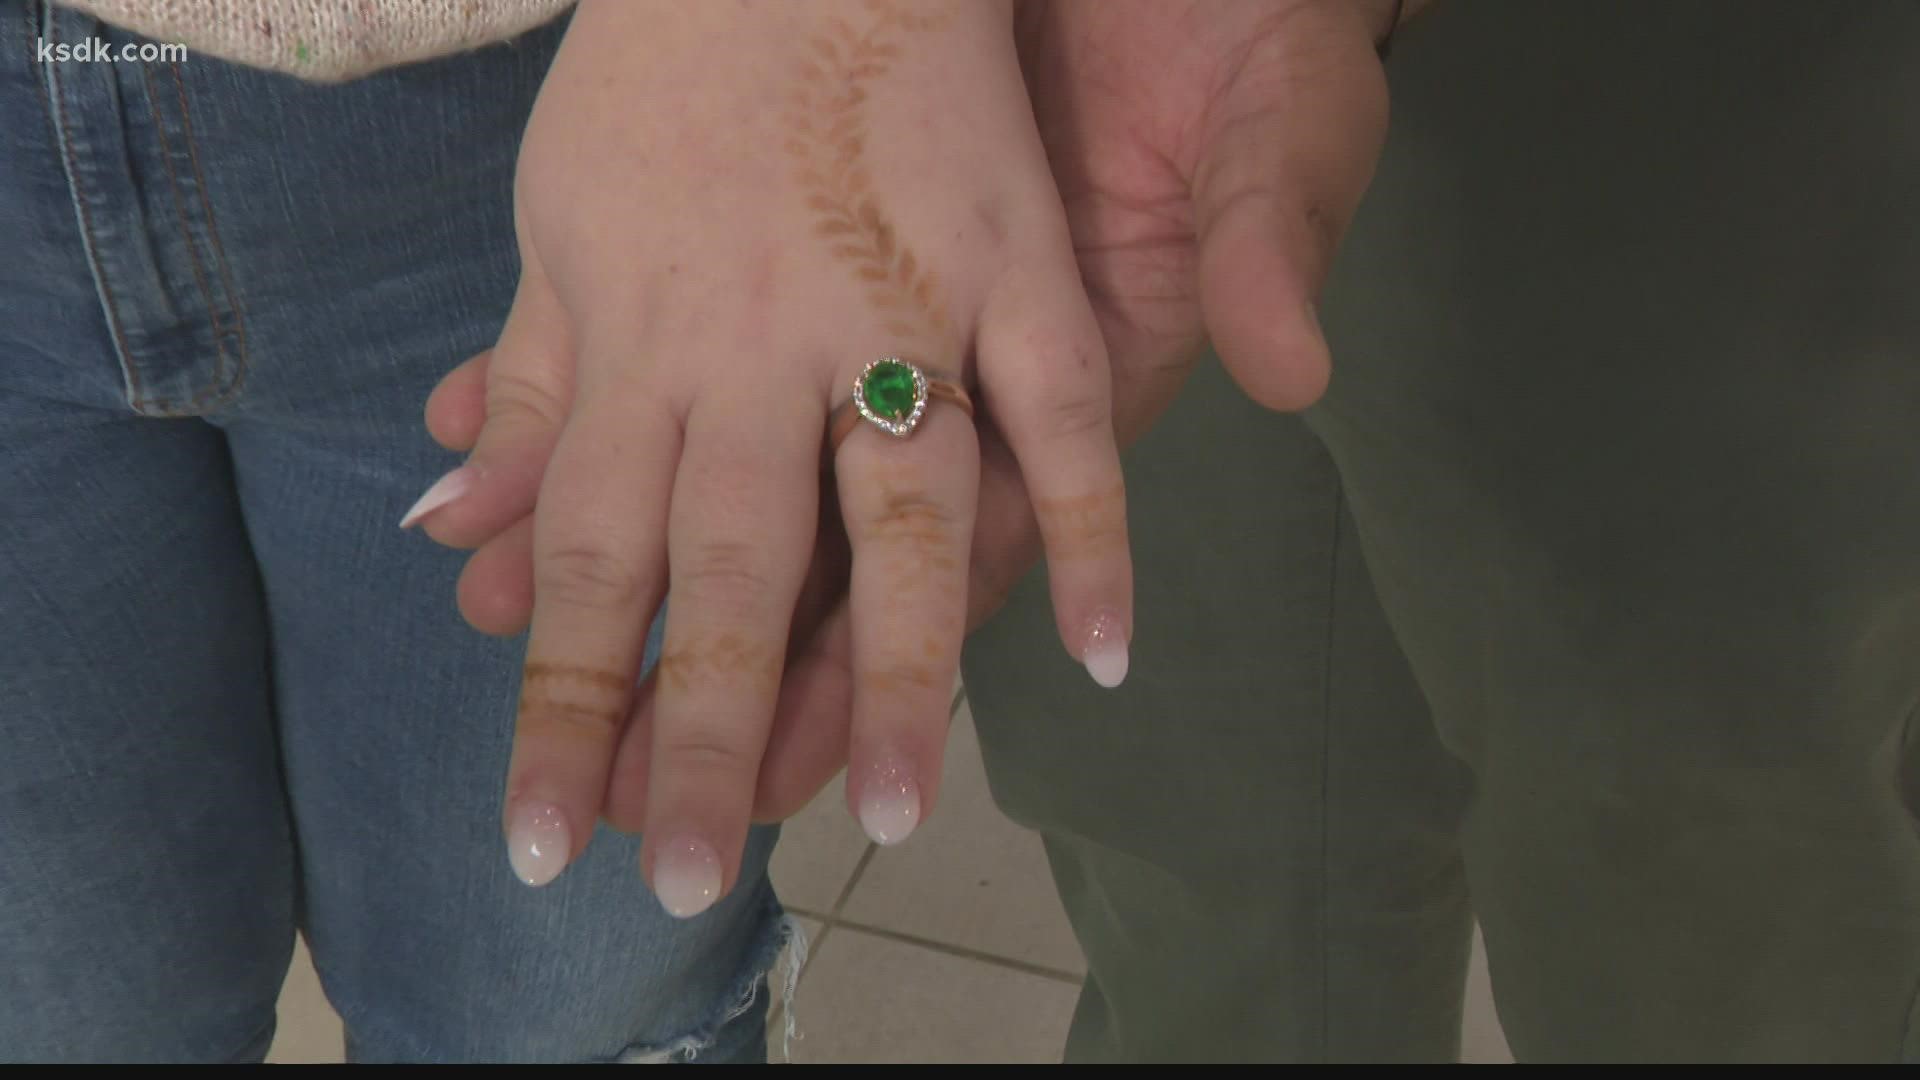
top-left (266, 694), bottom-right (1512, 1063)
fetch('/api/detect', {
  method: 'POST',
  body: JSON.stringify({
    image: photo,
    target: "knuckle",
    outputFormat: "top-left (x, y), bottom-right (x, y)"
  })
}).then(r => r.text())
top-left (1028, 386), bottom-right (1113, 446)
top-left (536, 543), bottom-right (648, 612)
top-left (675, 540), bottom-right (782, 614)
top-left (995, 341), bottom-right (1113, 448)
top-left (486, 365), bottom-right (569, 428)
top-left (652, 728), bottom-right (761, 783)
top-left (658, 630), bottom-right (782, 697)
top-left (856, 488), bottom-right (969, 607)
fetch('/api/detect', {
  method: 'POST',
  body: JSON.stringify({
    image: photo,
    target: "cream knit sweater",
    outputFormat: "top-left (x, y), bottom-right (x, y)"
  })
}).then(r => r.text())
top-left (56, 1), bottom-right (577, 81)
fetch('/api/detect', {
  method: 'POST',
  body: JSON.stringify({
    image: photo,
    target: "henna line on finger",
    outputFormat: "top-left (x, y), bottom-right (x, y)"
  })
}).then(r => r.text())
top-left (1032, 481), bottom-right (1128, 549)
top-left (657, 632), bottom-right (783, 695)
top-left (522, 661), bottom-right (629, 692)
top-left (859, 663), bottom-right (947, 695)
top-left (515, 697), bottom-right (627, 738)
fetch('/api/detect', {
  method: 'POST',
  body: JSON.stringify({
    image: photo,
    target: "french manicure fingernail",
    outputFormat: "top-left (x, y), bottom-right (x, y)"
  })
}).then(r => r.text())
top-left (399, 465), bottom-right (475, 528)
top-left (856, 758), bottom-right (921, 846)
top-left (505, 801), bottom-right (570, 887)
top-left (1081, 611), bottom-right (1129, 689)
top-left (652, 835), bottom-right (722, 919)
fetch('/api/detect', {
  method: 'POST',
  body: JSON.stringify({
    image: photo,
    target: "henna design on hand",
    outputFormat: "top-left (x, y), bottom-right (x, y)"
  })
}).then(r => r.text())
top-left (784, 2), bottom-right (955, 363)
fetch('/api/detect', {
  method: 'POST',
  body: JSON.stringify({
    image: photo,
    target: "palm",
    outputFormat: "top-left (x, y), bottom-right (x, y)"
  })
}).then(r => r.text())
top-left (1016, 0), bottom-right (1222, 442)
top-left (1017, 0), bottom-right (1384, 439)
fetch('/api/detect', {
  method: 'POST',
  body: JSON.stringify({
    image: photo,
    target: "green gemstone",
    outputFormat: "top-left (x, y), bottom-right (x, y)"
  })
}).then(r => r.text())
top-left (861, 360), bottom-right (919, 420)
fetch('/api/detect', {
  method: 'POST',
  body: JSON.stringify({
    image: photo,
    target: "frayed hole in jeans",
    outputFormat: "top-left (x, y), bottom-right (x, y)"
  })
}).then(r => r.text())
top-left (615, 916), bottom-right (812, 1064)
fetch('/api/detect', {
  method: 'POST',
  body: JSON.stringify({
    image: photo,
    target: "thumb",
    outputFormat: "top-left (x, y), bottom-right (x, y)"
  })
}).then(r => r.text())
top-left (1191, 0), bottom-right (1389, 412)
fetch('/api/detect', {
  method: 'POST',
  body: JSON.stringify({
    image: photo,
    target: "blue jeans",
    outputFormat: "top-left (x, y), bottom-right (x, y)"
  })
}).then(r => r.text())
top-left (0, 2), bottom-right (785, 1063)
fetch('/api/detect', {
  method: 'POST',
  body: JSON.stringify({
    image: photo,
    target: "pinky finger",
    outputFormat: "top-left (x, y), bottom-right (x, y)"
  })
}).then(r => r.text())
top-left (976, 265), bottom-right (1133, 688)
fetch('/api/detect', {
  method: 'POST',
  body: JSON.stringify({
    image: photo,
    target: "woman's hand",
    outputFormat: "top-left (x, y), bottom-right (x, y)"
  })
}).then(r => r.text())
top-left (404, 0), bottom-right (1129, 916)
top-left (424, 0), bottom-right (1402, 852)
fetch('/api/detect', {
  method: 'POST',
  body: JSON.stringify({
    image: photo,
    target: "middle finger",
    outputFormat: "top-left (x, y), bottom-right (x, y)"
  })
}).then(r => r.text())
top-left (639, 378), bottom-right (820, 917)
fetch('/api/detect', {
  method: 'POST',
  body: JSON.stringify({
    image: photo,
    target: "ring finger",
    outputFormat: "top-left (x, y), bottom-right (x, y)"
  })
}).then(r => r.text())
top-left (833, 356), bottom-right (980, 846)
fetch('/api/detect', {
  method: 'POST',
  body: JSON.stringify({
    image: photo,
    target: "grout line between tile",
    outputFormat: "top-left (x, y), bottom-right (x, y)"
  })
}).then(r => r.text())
top-left (826, 920), bottom-right (1086, 985)
top-left (827, 843), bottom-right (878, 921)
top-left (777, 681), bottom-right (1002, 1033)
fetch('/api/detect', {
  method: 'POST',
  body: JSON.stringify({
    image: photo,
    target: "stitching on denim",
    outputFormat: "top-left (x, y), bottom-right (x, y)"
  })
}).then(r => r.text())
top-left (21, 2), bottom-right (59, 146)
top-left (165, 59), bottom-right (251, 412)
top-left (40, 6), bottom-right (149, 412)
top-left (1317, 475), bottom-right (1345, 1060)
top-left (138, 60), bottom-right (233, 410)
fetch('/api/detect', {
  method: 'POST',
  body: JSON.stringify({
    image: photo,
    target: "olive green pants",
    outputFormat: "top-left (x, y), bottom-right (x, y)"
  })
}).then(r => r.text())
top-left (962, 1), bottom-right (1920, 1062)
